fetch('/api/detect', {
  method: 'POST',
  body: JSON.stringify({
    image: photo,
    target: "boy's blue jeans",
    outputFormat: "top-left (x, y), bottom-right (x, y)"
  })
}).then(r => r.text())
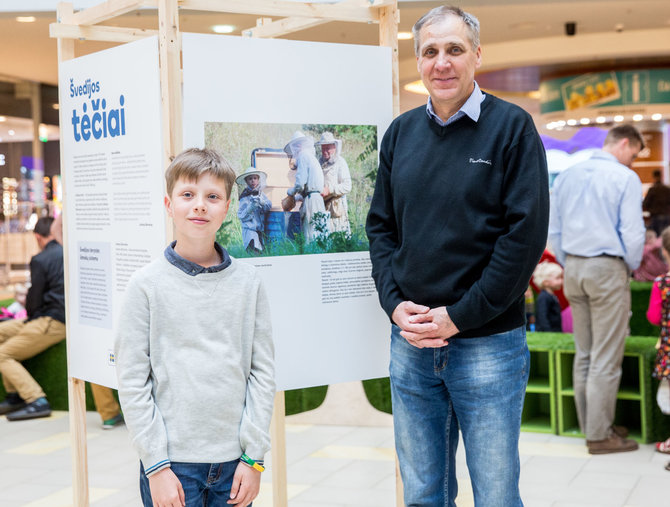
top-left (390, 324), bottom-right (529, 507)
top-left (140, 460), bottom-right (246, 507)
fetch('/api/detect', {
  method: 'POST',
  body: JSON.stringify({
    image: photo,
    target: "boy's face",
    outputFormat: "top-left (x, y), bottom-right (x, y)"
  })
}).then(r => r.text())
top-left (165, 173), bottom-right (230, 243)
top-left (245, 174), bottom-right (260, 189)
top-left (544, 272), bottom-right (563, 292)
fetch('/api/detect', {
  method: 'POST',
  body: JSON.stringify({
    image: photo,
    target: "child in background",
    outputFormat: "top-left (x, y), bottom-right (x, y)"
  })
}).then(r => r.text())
top-left (645, 226), bottom-right (670, 469)
top-left (115, 148), bottom-right (275, 506)
top-left (236, 167), bottom-right (272, 254)
top-left (532, 262), bottom-right (564, 332)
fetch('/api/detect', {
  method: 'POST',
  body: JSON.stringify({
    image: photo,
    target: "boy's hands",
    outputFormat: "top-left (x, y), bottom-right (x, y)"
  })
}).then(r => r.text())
top-left (148, 468), bottom-right (185, 507)
top-left (227, 462), bottom-right (261, 506)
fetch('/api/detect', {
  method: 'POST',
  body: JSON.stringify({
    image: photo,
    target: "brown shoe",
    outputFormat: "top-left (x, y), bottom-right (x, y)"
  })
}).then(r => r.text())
top-left (587, 430), bottom-right (638, 455)
top-left (612, 425), bottom-right (629, 438)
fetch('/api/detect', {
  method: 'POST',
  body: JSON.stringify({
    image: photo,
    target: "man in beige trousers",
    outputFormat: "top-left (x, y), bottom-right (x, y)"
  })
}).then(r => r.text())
top-left (0, 217), bottom-right (65, 420)
top-left (549, 125), bottom-right (646, 454)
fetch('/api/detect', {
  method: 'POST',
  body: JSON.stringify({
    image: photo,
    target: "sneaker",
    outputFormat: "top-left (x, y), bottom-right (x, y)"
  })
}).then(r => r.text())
top-left (0, 392), bottom-right (26, 415)
top-left (587, 429), bottom-right (638, 455)
top-left (6, 397), bottom-right (51, 421)
top-left (102, 413), bottom-right (124, 430)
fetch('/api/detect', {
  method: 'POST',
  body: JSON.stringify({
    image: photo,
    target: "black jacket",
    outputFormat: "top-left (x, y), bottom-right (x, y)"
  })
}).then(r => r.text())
top-left (26, 239), bottom-right (65, 323)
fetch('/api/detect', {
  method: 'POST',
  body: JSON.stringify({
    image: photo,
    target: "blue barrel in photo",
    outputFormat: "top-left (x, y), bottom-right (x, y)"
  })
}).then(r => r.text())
top-left (266, 211), bottom-right (301, 242)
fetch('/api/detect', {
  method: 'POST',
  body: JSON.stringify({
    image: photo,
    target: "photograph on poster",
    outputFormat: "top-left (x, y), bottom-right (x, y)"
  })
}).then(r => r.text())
top-left (205, 121), bottom-right (377, 258)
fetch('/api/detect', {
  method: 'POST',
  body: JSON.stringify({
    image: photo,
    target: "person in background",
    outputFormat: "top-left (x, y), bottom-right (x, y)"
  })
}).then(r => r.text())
top-left (236, 167), bottom-right (272, 254)
top-left (549, 124), bottom-right (645, 454)
top-left (633, 228), bottom-right (667, 281)
top-left (284, 131), bottom-right (328, 243)
top-left (50, 213), bottom-right (124, 429)
top-left (366, 6), bottom-right (548, 506)
top-left (645, 226), bottom-right (670, 470)
top-left (532, 262), bottom-right (564, 332)
top-left (316, 132), bottom-right (352, 234)
top-left (643, 169), bottom-right (670, 236)
top-left (0, 217), bottom-right (65, 421)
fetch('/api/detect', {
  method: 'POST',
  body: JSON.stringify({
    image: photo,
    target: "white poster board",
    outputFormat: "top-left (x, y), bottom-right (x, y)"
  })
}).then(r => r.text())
top-left (59, 36), bottom-right (165, 387)
top-left (182, 34), bottom-right (393, 391)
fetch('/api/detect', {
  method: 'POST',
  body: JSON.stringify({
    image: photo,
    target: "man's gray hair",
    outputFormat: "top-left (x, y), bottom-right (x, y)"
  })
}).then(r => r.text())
top-left (412, 5), bottom-right (480, 56)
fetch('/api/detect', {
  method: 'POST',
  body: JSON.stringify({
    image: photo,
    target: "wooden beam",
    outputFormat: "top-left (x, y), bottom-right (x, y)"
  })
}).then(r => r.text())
top-left (181, 0), bottom-right (380, 23)
top-left (270, 392), bottom-right (288, 507)
top-left (242, 17), bottom-right (328, 38)
top-left (50, 23), bottom-right (157, 43)
top-left (56, 1), bottom-right (92, 501)
top-left (378, 2), bottom-right (399, 117)
top-left (158, 0), bottom-right (181, 244)
top-left (71, 0), bottom-right (153, 26)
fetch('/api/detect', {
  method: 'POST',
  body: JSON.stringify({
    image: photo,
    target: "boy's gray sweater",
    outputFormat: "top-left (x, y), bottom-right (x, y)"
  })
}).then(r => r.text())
top-left (115, 254), bottom-right (275, 476)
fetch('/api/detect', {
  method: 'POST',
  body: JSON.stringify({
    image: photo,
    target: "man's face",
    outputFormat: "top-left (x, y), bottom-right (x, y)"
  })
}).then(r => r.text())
top-left (614, 138), bottom-right (642, 168)
top-left (416, 15), bottom-right (481, 111)
top-left (321, 144), bottom-right (337, 161)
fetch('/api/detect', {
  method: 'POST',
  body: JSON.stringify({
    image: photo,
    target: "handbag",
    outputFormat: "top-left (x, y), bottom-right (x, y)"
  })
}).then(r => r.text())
top-left (657, 378), bottom-right (670, 415)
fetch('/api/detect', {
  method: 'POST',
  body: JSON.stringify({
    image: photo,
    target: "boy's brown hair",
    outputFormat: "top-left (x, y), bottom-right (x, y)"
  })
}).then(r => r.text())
top-left (165, 148), bottom-right (236, 199)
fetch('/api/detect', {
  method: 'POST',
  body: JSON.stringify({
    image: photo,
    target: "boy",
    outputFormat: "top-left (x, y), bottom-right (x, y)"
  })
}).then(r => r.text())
top-left (532, 261), bottom-right (564, 332)
top-left (115, 148), bottom-right (275, 507)
top-left (236, 167), bottom-right (272, 254)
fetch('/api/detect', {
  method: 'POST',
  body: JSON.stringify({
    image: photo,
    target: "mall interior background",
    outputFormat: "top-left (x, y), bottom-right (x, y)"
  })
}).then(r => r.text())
top-left (0, 0), bottom-right (669, 285)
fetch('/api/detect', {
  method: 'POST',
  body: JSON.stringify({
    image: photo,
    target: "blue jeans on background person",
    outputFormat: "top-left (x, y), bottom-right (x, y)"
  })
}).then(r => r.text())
top-left (390, 324), bottom-right (529, 507)
top-left (140, 460), bottom-right (244, 507)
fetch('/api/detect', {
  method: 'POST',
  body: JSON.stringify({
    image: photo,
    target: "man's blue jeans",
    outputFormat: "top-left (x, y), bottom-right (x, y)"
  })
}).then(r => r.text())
top-left (390, 324), bottom-right (529, 507)
top-left (140, 460), bottom-right (245, 507)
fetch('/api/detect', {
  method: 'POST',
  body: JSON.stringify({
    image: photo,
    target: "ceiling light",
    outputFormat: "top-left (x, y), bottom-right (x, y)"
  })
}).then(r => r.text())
top-left (596, 116), bottom-right (607, 124)
top-left (398, 32), bottom-right (413, 40)
top-left (580, 118), bottom-right (590, 125)
top-left (556, 120), bottom-right (566, 127)
top-left (52, 103), bottom-right (60, 110)
top-left (404, 80), bottom-right (429, 95)
top-left (16, 16), bottom-right (36, 23)
top-left (8, 130), bottom-right (15, 136)
top-left (0, 116), bottom-right (5, 122)
top-left (566, 119), bottom-right (577, 126)
top-left (546, 122), bottom-right (556, 130)
top-left (633, 114), bottom-right (643, 121)
top-left (652, 113), bottom-right (662, 121)
top-left (212, 24), bottom-right (235, 34)
top-left (614, 115), bottom-right (624, 122)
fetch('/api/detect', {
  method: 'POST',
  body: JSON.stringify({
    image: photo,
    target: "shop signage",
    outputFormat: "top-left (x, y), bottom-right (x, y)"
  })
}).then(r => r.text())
top-left (540, 69), bottom-right (670, 119)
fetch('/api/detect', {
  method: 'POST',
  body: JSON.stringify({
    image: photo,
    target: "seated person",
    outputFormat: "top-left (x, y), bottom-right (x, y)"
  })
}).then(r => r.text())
top-left (532, 261), bottom-right (564, 332)
top-left (0, 217), bottom-right (66, 421)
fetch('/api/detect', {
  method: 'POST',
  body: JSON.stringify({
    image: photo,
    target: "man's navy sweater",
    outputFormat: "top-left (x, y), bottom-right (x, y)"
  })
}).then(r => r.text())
top-left (366, 95), bottom-right (549, 338)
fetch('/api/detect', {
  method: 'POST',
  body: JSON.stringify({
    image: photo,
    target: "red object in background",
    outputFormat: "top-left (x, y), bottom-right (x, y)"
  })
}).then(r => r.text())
top-left (530, 250), bottom-right (570, 310)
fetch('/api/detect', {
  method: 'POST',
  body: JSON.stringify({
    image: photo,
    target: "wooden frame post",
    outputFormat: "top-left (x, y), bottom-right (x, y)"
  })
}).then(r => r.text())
top-left (56, 3), bottom-right (90, 506)
top-left (270, 392), bottom-right (288, 507)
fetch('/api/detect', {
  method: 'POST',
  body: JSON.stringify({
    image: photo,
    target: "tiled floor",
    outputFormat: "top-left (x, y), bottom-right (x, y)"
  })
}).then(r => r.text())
top-left (1, 407), bottom-right (669, 507)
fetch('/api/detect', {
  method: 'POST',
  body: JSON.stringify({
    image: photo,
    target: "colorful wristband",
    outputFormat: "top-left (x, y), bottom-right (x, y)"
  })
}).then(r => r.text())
top-left (240, 453), bottom-right (265, 472)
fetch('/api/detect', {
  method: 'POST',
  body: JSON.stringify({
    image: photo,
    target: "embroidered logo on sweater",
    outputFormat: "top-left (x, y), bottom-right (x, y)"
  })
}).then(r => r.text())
top-left (469, 158), bottom-right (492, 165)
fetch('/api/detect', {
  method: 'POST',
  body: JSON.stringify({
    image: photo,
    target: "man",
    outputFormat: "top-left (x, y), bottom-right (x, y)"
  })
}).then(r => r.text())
top-left (0, 216), bottom-right (65, 420)
top-left (285, 131), bottom-right (328, 243)
top-left (316, 132), bottom-right (352, 234)
top-left (366, 6), bottom-right (548, 506)
top-left (643, 169), bottom-right (670, 235)
top-left (549, 125), bottom-right (645, 454)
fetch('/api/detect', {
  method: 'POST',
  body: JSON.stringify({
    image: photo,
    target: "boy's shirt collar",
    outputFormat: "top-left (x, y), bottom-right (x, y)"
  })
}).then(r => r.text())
top-left (164, 241), bottom-right (231, 276)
